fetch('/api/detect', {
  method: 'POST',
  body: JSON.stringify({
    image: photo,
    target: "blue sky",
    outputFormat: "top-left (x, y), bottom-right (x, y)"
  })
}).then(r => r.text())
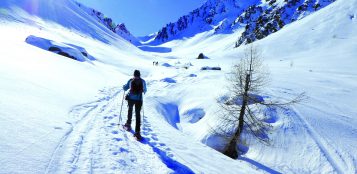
top-left (76, 0), bottom-right (207, 37)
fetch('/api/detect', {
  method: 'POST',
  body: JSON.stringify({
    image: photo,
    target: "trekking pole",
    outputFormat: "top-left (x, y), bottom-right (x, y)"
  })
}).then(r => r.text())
top-left (119, 90), bottom-right (125, 125)
top-left (143, 98), bottom-right (145, 119)
top-left (141, 95), bottom-right (145, 129)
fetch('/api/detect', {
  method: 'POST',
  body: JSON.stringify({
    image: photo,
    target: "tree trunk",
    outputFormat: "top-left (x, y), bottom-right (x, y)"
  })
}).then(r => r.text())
top-left (224, 74), bottom-right (250, 159)
top-left (224, 134), bottom-right (238, 158)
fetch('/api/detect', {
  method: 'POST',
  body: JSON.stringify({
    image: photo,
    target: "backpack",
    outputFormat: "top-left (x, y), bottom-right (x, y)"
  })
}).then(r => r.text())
top-left (130, 78), bottom-right (143, 94)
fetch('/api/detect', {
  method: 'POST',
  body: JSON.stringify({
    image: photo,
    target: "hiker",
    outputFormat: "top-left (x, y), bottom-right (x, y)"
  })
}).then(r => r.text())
top-left (123, 70), bottom-right (147, 140)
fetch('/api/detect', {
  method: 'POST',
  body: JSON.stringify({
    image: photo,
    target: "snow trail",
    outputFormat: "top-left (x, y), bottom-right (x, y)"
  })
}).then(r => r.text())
top-left (292, 106), bottom-right (346, 174)
top-left (45, 87), bottom-right (174, 174)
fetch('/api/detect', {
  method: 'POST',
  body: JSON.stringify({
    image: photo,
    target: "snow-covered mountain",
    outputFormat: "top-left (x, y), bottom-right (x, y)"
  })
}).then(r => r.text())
top-left (146, 0), bottom-right (335, 46)
top-left (0, 0), bottom-right (356, 173)
top-left (143, 0), bottom-right (245, 44)
top-left (75, 2), bottom-right (140, 46)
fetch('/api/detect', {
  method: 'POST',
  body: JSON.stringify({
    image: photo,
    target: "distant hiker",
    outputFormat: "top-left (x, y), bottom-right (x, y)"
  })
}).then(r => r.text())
top-left (153, 61), bottom-right (155, 66)
top-left (123, 70), bottom-right (147, 140)
top-left (155, 61), bottom-right (159, 66)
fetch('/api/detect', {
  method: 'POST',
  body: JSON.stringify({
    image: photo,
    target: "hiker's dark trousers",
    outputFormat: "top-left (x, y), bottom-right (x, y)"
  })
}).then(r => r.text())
top-left (126, 99), bottom-right (142, 133)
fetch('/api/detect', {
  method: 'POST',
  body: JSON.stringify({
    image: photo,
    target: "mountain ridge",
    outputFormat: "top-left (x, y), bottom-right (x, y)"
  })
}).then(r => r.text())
top-left (147, 0), bottom-right (335, 47)
top-left (75, 1), bottom-right (140, 46)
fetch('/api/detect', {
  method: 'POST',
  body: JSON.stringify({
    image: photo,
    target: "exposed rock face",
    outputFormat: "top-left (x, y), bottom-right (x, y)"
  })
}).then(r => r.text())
top-left (150, 0), bottom-right (335, 47)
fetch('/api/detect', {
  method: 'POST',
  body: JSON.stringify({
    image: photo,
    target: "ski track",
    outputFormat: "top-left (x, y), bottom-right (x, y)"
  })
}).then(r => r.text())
top-left (272, 90), bottom-right (345, 173)
top-left (299, 100), bottom-right (357, 173)
top-left (265, 88), bottom-right (351, 173)
top-left (291, 106), bottom-right (346, 174)
top-left (45, 87), bottom-right (172, 174)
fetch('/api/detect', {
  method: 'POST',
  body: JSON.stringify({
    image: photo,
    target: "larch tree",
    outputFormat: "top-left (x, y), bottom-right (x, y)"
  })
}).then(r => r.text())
top-left (216, 45), bottom-right (305, 159)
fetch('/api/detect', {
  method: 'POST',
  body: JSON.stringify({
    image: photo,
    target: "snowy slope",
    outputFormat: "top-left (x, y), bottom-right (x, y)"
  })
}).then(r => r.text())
top-left (1, 0), bottom-right (356, 173)
top-left (75, 2), bottom-right (141, 46)
top-left (143, 0), bottom-right (357, 173)
top-left (0, 0), bottom-right (259, 173)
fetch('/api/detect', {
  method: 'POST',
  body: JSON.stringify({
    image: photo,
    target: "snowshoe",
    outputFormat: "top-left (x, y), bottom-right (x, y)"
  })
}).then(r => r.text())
top-left (123, 124), bottom-right (131, 132)
top-left (134, 133), bottom-right (142, 141)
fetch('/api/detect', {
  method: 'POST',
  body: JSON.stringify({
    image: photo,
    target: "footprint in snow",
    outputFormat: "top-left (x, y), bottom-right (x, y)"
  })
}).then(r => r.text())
top-left (112, 138), bottom-right (122, 142)
top-left (119, 147), bottom-right (129, 153)
top-left (143, 127), bottom-right (152, 131)
top-left (104, 116), bottom-right (113, 120)
top-left (117, 159), bottom-right (127, 166)
top-left (151, 136), bottom-right (159, 141)
top-left (112, 130), bottom-right (118, 134)
top-left (112, 148), bottom-right (128, 155)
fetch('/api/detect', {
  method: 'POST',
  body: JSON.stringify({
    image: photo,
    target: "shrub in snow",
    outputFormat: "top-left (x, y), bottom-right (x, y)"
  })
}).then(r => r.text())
top-left (173, 61), bottom-right (193, 69)
top-left (182, 62), bottom-right (193, 69)
top-left (25, 35), bottom-right (94, 62)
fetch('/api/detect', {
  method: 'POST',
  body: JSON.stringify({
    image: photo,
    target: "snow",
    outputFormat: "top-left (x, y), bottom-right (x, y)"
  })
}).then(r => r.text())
top-left (1, 0), bottom-right (356, 173)
top-left (25, 35), bottom-right (93, 62)
top-left (0, 0), bottom-right (256, 173)
top-left (142, 0), bottom-right (357, 173)
top-left (75, 2), bottom-right (141, 46)
top-left (138, 45), bottom-right (172, 53)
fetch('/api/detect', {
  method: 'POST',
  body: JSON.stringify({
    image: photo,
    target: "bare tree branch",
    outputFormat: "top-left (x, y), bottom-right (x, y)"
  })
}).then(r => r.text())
top-left (213, 44), bottom-right (305, 159)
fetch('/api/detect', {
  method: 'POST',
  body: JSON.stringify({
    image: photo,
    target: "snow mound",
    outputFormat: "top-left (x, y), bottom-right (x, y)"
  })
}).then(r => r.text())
top-left (25, 35), bottom-right (93, 62)
top-left (156, 102), bottom-right (181, 130)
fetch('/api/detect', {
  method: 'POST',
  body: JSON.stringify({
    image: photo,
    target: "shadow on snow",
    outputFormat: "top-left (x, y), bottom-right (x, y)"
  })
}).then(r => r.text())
top-left (239, 157), bottom-right (282, 174)
top-left (141, 119), bottom-right (194, 174)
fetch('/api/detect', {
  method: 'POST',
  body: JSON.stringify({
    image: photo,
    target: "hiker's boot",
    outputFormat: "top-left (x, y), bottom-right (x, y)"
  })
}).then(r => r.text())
top-left (134, 132), bottom-right (142, 141)
top-left (123, 124), bottom-right (131, 131)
